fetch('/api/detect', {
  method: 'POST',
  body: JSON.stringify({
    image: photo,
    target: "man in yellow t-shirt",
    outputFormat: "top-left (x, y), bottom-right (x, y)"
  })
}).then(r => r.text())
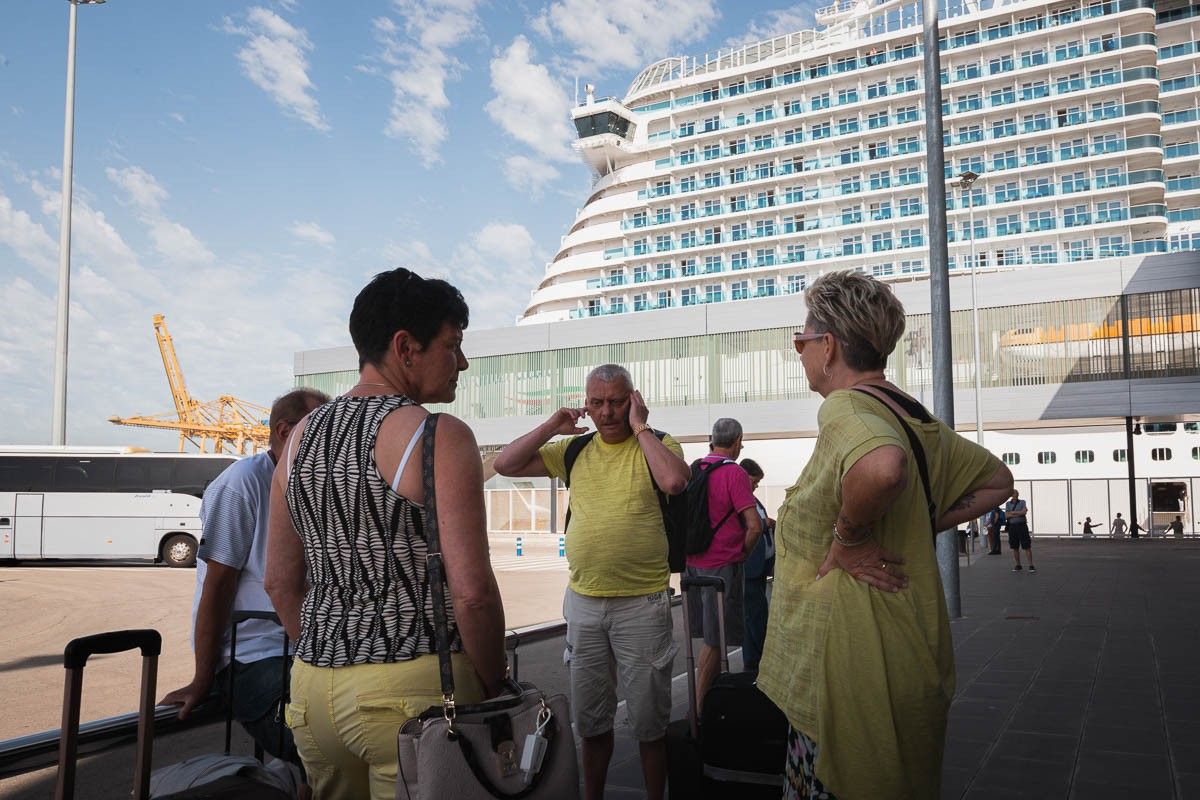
top-left (493, 364), bottom-right (689, 800)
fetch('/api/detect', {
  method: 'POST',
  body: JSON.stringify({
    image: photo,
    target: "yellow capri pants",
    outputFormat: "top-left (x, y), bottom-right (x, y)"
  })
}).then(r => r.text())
top-left (286, 653), bottom-right (484, 800)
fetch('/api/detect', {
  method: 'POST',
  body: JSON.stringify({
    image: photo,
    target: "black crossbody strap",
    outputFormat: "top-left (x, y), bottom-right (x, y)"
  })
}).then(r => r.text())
top-left (420, 414), bottom-right (457, 706)
top-left (851, 388), bottom-right (937, 539)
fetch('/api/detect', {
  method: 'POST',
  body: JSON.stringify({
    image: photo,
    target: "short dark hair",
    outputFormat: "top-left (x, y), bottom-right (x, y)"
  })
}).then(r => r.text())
top-left (269, 388), bottom-right (329, 448)
top-left (349, 268), bottom-right (470, 369)
top-left (739, 458), bottom-right (764, 479)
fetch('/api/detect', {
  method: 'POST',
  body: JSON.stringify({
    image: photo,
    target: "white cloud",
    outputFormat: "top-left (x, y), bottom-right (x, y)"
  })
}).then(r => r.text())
top-left (0, 162), bottom-right (357, 447)
top-left (168, 112), bottom-right (186, 124)
top-left (364, 1), bottom-right (482, 166)
top-left (222, 7), bottom-right (329, 132)
top-left (386, 223), bottom-right (546, 328)
top-left (727, 4), bottom-right (819, 47)
top-left (0, 184), bottom-right (58, 275)
top-left (486, 37), bottom-right (576, 163)
top-left (106, 166), bottom-right (214, 266)
top-left (288, 220), bottom-right (335, 248)
top-left (502, 155), bottom-right (562, 197)
top-left (533, 0), bottom-right (720, 73)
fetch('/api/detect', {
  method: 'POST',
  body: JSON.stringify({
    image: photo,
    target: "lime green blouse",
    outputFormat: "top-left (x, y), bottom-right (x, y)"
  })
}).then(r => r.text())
top-left (757, 389), bottom-right (1000, 799)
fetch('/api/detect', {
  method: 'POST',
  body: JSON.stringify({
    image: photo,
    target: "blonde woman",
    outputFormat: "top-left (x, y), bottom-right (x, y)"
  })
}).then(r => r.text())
top-left (758, 271), bottom-right (1013, 799)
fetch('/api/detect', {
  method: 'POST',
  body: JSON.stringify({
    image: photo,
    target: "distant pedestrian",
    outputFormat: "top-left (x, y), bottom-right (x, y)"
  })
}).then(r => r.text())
top-left (1169, 516), bottom-right (1185, 538)
top-left (1110, 513), bottom-right (1128, 537)
top-left (1006, 489), bottom-right (1035, 572)
top-left (985, 507), bottom-right (1005, 554)
top-left (1080, 516), bottom-right (1098, 536)
top-left (738, 458), bottom-right (774, 677)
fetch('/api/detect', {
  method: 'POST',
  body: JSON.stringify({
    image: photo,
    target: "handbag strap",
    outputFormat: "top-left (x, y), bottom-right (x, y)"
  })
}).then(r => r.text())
top-left (851, 386), bottom-right (938, 540)
top-left (419, 413), bottom-right (459, 728)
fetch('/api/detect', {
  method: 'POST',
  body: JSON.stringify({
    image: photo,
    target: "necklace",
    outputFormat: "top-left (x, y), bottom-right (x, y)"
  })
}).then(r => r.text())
top-left (351, 381), bottom-right (398, 394)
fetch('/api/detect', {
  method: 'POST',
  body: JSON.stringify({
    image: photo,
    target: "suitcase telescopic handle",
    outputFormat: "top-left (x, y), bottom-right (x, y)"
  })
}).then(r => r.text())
top-left (63, 629), bottom-right (162, 669)
top-left (230, 610), bottom-right (281, 624)
top-left (680, 575), bottom-right (726, 592)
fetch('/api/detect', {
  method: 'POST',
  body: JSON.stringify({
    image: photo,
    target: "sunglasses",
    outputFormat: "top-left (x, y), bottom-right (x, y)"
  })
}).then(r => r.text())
top-left (793, 329), bottom-right (825, 354)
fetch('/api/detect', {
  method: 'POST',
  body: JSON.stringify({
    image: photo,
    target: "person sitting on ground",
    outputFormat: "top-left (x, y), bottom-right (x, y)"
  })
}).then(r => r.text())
top-left (685, 418), bottom-right (761, 713)
top-left (265, 268), bottom-right (507, 800)
top-left (757, 270), bottom-right (1013, 800)
top-left (1110, 512), bottom-right (1128, 538)
top-left (162, 388), bottom-right (328, 765)
top-left (492, 363), bottom-right (689, 800)
top-left (739, 458), bottom-right (774, 676)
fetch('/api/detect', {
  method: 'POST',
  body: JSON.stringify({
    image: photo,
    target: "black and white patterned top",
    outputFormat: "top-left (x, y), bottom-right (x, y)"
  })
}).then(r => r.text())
top-left (285, 395), bottom-right (462, 667)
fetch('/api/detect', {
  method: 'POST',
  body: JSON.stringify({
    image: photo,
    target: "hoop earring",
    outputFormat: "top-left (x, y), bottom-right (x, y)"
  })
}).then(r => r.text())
top-left (822, 363), bottom-right (831, 378)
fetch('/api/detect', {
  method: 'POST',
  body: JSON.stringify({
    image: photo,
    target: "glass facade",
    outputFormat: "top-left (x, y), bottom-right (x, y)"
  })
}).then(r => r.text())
top-left (300, 288), bottom-right (1200, 429)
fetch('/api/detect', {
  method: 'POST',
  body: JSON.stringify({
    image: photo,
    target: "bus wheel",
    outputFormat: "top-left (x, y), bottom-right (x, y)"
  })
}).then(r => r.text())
top-left (162, 534), bottom-right (198, 568)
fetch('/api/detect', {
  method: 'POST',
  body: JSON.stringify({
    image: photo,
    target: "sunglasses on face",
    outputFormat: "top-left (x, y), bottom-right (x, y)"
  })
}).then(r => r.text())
top-left (793, 329), bottom-right (825, 354)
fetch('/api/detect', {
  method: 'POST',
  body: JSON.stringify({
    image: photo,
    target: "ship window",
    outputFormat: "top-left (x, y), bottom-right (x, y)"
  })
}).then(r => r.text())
top-left (1143, 422), bottom-right (1177, 434)
top-left (1184, 423), bottom-right (1199, 433)
top-left (1113, 449), bottom-right (1127, 462)
top-left (1192, 447), bottom-right (1200, 460)
top-left (1037, 451), bottom-right (1056, 465)
top-left (1151, 448), bottom-right (1172, 461)
top-left (1074, 450), bottom-right (1095, 464)
top-left (1002, 452), bottom-right (1020, 466)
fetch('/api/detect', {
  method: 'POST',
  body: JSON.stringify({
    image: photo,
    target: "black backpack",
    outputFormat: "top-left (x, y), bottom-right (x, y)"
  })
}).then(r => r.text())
top-left (683, 458), bottom-right (739, 557)
top-left (562, 431), bottom-right (690, 573)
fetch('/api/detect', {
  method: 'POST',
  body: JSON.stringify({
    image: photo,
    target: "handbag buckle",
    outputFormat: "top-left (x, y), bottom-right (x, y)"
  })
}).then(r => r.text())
top-left (442, 693), bottom-right (457, 736)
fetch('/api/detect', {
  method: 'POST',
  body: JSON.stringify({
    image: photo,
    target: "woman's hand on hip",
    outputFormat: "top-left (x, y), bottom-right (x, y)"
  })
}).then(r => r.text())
top-left (817, 539), bottom-right (908, 592)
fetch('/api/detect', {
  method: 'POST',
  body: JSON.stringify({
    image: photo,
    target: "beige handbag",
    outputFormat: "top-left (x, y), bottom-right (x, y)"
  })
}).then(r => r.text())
top-left (396, 415), bottom-right (579, 800)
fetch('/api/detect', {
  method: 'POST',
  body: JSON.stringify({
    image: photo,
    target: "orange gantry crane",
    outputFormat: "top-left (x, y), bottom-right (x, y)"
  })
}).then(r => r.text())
top-left (108, 314), bottom-right (270, 454)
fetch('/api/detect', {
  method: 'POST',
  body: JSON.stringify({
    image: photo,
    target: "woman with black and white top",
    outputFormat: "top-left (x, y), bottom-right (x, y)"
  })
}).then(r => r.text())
top-left (266, 268), bottom-right (506, 800)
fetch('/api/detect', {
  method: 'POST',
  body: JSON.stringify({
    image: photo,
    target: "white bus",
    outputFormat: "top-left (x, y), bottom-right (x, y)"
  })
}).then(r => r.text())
top-left (0, 447), bottom-right (236, 567)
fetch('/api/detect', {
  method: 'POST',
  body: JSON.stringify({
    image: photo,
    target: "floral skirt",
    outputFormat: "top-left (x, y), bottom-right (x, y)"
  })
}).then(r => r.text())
top-left (784, 725), bottom-right (836, 800)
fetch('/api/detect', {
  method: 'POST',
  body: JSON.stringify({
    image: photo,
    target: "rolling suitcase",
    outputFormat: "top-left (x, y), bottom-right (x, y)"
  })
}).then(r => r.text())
top-left (666, 575), bottom-right (788, 799)
top-left (54, 629), bottom-right (162, 800)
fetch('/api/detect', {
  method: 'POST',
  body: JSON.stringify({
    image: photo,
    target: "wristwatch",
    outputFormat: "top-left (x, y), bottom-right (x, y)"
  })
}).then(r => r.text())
top-left (632, 423), bottom-right (653, 437)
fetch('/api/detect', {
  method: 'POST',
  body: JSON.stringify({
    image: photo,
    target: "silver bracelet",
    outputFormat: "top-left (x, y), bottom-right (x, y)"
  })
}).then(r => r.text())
top-left (832, 522), bottom-right (871, 547)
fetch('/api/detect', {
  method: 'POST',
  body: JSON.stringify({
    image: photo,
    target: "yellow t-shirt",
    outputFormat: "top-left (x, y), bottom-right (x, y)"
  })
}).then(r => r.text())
top-left (757, 390), bottom-right (1001, 799)
top-left (539, 432), bottom-right (683, 597)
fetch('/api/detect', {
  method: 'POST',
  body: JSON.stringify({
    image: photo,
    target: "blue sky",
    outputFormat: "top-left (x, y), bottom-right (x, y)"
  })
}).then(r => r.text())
top-left (0, 0), bottom-right (818, 446)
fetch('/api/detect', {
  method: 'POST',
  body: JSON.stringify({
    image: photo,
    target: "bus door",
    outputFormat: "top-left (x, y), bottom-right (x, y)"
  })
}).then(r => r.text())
top-left (0, 504), bottom-right (13, 559)
top-left (13, 493), bottom-right (44, 559)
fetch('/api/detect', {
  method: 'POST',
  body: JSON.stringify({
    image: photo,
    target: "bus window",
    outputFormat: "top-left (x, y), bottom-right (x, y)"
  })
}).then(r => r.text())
top-left (115, 458), bottom-right (174, 492)
top-left (53, 458), bottom-right (116, 492)
top-left (0, 457), bottom-right (55, 492)
top-left (173, 459), bottom-right (235, 498)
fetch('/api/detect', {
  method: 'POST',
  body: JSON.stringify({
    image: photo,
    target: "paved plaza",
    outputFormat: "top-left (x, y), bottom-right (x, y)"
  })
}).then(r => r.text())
top-left (3, 538), bottom-right (1198, 798)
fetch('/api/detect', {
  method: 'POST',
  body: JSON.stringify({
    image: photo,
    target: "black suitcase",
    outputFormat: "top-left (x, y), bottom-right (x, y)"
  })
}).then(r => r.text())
top-left (54, 629), bottom-right (162, 800)
top-left (666, 575), bottom-right (788, 799)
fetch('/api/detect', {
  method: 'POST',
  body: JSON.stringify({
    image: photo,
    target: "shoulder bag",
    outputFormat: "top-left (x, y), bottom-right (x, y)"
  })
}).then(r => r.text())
top-left (396, 414), bottom-right (580, 800)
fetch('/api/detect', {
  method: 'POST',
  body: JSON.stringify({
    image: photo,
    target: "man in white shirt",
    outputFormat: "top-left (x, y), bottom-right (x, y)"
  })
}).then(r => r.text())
top-left (162, 388), bottom-right (327, 761)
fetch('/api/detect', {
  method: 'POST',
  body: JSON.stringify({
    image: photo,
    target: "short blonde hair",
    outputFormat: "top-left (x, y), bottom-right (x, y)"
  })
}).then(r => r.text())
top-left (804, 271), bottom-right (906, 370)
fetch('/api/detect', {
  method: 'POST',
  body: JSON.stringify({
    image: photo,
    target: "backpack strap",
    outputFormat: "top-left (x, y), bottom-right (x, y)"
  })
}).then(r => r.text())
top-left (697, 460), bottom-right (739, 532)
top-left (851, 387), bottom-right (938, 539)
top-left (562, 432), bottom-right (597, 489)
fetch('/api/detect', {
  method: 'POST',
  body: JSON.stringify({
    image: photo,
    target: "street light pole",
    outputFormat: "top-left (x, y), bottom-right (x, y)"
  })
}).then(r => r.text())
top-left (959, 170), bottom-right (983, 446)
top-left (51, 0), bottom-right (104, 446)
top-left (922, 0), bottom-right (960, 617)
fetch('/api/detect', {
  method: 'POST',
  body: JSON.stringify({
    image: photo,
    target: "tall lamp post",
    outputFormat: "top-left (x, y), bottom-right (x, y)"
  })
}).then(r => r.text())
top-left (51, 0), bottom-right (106, 446)
top-left (958, 170), bottom-right (983, 446)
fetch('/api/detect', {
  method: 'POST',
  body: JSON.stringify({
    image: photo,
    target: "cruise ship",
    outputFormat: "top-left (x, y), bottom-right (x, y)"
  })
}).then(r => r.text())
top-left (522, 0), bottom-right (1200, 324)
top-left (295, 0), bottom-right (1200, 536)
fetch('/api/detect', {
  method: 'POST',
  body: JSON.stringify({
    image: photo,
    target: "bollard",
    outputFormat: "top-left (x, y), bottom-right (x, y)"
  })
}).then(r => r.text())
top-left (516, 536), bottom-right (523, 557)
top-left (558, 535), bottom-right (565, 557)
